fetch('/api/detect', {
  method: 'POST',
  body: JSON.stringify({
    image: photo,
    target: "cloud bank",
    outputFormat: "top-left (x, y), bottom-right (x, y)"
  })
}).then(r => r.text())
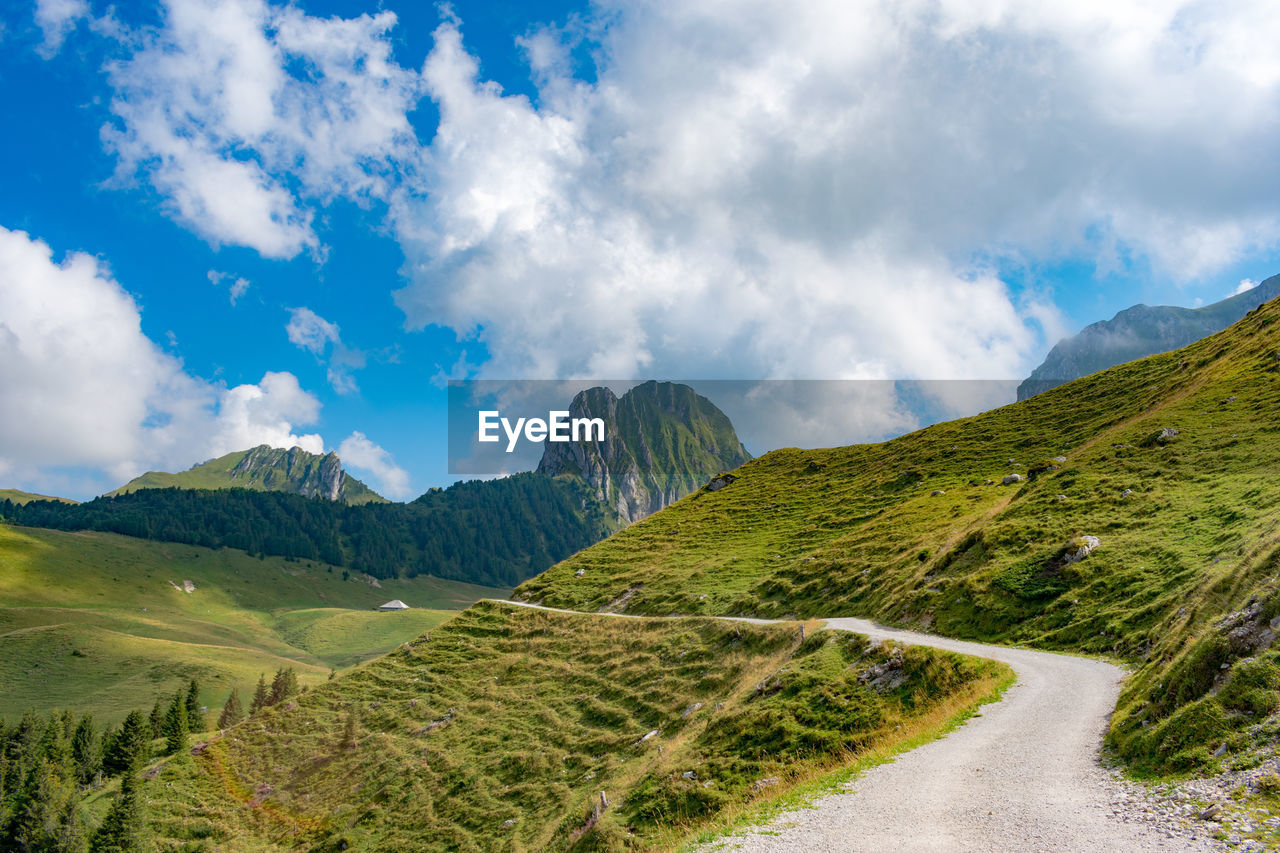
top-left (70, 0), bottom-right (1280, 385)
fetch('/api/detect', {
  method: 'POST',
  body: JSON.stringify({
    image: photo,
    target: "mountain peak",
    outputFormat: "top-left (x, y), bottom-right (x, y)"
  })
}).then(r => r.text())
top-left (110, 445), bottom-right (385, 504)
top-left (1018, 272), bottom-right (1280, 400)
top-left (537, 381), bottom-right (751, 525)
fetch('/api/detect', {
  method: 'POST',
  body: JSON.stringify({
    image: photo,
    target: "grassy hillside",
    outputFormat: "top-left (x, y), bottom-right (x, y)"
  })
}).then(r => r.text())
top-left (516, 298), bottom-right (1280, 776)
top-left (0, 525), bottom-right (506, 723)
top-left (0, 488), bottom-right (77, 505)
top-left (145, 601), bottom-right (1007, 851)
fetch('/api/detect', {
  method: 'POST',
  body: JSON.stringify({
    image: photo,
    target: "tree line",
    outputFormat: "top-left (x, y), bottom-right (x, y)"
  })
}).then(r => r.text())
top-left (1, 473), bottom-right (610, 587)
top-left (0, 669), bottom-right (303, 852)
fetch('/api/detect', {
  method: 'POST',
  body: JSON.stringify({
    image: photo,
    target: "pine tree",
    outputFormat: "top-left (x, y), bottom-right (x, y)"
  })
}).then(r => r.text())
top-left (268, 668), bottom-right (299, 706)
top-left (90, 772), bottom-right (144, 853)
top-left (184, 679), bottom-right (202, 732)
top-left (249, 675), bottom-right (269, 715)
top-left (70, 715), bottom-right (100, 788)
top-left (147, 701), bottom-right (163, 740)
top-left (102, 712), bottom-right (149, 778)
top-left (216, 689), bottom-right (243, 730)
top-left (12, 757), bottom-right (86, 852)
top-left (161, 695), bottom-right (188, 756)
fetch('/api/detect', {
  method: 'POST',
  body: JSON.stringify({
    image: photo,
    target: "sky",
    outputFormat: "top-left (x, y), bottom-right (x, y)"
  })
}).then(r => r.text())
top-left (1, 0), bottom-right (1278, 501)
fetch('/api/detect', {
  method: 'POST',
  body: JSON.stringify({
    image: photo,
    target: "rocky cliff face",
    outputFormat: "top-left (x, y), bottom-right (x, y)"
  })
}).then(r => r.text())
top-left (229, 445), bottom-right (347, 501)
top-left (1018, 273), bottom-right (1280, 401)
top-left (536, 381), bottom-right (751, 525)
top-left (111, 445), bottom-right (385, 504)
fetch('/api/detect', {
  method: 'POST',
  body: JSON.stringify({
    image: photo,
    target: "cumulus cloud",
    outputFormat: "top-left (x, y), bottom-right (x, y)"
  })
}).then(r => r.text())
top-left (285, 306), bottom-right (365, 394)
top-left (1235, 278), bottom-right (1260, 295)
top-left (0, 226), bottom-right (325, 493)
top-left (388, 3), bottom-right (1280, 381)
top-left (100, 0), bottom-right (422, 258)
top-left (61, 0), bottom-right (1280, 387)
top-left (33, 0), bottom-right (88, 56)
top-left (337, 430), bottom-right (412, 499)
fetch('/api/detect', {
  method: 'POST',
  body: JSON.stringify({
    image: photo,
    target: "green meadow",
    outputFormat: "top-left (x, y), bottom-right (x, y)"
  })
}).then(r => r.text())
top-left (0, 525), bottom-right (506, 723)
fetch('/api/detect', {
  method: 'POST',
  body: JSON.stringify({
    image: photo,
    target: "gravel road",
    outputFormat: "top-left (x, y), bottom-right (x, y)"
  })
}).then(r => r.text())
top-left (700, 617), bottom-right (1221, 853)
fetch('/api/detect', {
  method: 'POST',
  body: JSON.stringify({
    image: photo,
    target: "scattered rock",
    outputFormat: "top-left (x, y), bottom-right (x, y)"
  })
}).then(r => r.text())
top-left (1055, 494), bottom-right (1067, 502)
top-left (575, 568), bottom-right (585, 577)
top-left (1199, 803), bottom-right (1222, 821)
top-left (1053, 456), bottom-right (1067, 464)
top-left (681, 702), bottom-right (703, 719)
top-left (1002, 474), bottom-right (1024, 485)
top-left (751, 776), bottom-right (780, 794)
top-left (1063, 535), bottom-right (1101, 564)
top-left (930, 489), bottom-right (946, 496)
top-left (858, 647), bottom-right (907, 692)
top-left (1121, 488), bottom-right (1133, 498)
top-left (682, 771), bottom-right (697, 780)
top-left (705, 474), bottom-right (738, 492)
top-left (502, 819), bottom-right (516, 829)
top-left (190, 742), bottom-right (208, 757)
top-left (637, 729), bottom-right (659, 744)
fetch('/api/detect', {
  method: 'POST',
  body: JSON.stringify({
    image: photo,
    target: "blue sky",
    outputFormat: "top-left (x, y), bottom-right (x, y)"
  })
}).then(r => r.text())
top-left (2, 0), bottom-right (1278, 501)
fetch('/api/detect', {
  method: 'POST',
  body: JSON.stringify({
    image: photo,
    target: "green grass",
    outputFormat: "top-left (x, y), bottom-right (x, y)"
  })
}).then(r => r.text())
top-left (514, 298), bottom-right (1280, 776)
top-left (0, 525), bottom-right (505, 723)
top-left (144, 601), bottom-right (1008, 852)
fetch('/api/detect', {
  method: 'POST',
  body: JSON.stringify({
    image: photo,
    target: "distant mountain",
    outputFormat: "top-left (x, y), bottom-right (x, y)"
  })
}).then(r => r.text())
top-left (1018, 272), bottom-right (1280, 400)
top-left (0, 488), bottom-right (77, 505)
top-left (537, 380), bottom-right (752, 525)
top-left (111, 445), bottom-right (386, 505)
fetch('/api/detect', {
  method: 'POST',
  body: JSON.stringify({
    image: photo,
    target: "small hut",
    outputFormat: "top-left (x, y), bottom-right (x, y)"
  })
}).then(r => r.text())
top-left (378, 599), bottom-right (410, 611)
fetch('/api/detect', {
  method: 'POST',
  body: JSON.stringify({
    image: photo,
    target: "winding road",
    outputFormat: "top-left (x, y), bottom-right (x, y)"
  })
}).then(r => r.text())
top-left (705, 617), bottom-right (1215, 852)
top-left (500, 601), bottom-right (1217, 851)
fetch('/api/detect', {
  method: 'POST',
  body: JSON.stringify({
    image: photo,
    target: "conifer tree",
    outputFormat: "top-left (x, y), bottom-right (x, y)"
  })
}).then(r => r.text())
top-left (161, 695), bottom-right (188, 756)
top-left (102, 712), bottom-right (149, 778)
top-left (147, 701), bottom-right (163, 741)
top-left (249, 675), bottom-right (269, 715)
top-left (90, 772), bottom-right (144, 853)
top-left (268, 668), bottom-right (299, 706)
top-left (70, 715), bottom-right (100, 788)
top-left (217, 689), bottom-right (244, 730)
top-left (184, 679), bottom-right (202, 731)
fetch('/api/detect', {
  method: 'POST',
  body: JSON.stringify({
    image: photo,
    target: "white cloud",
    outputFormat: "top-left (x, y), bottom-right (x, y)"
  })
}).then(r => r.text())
top-left (0, 226), bottom-right (326, 494)
top-left (34, 0), bottom-right (88, 56)
top-left (1235, 277), bottom-right (1259, 295)
top-left (100, 0), bottom-right (422, 258)
top-left (285, 306), bottom-right (365, 394)
top-left (208, 269), bottom-right (250, 305)
top-left (68, 1), bottom-right (1280, 387)
top-left (337, 430), bottom-right (412, 499)
top-left (286, 307), bottom-right (341, 355)
top-left (389, 2), bottom-right (1280, 381)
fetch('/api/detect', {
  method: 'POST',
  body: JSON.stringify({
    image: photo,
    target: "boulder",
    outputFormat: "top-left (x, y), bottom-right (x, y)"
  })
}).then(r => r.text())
top-left (705, 474), bottom-right (738, 492)
top-left (1063, 535), bottom-right (1100, 564)
top-left (930, 489), bottom-right (946, 496)
top-left (1002, 474), bottom-right (1024, 485)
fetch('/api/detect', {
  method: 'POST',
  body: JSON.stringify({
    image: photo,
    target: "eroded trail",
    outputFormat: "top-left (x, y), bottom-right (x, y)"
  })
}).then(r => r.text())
top-left (707, 618), bottom-right (1213, 853)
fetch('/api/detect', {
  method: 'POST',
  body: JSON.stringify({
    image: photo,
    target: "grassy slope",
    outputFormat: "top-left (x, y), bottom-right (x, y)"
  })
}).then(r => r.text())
top-left (146, 601), bottom-right (1007, 852)
top-left (516, 298), bottom-right (1280, 775)
top-left (0, 525), bottom-right (507, 723)
top-left (0, 488), bottom-right (78, 505)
